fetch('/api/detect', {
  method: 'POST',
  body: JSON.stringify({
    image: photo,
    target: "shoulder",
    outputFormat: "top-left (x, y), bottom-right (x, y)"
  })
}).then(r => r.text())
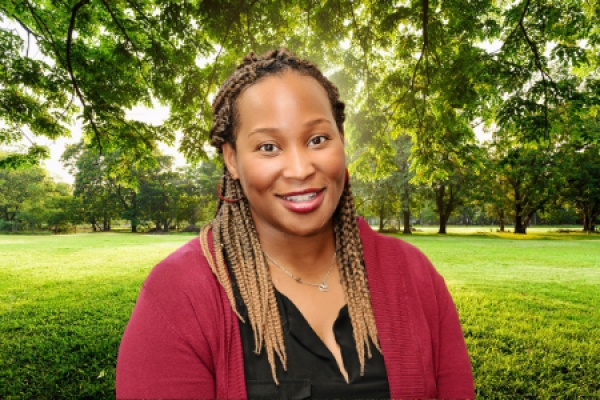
top-left (140, 235), bottom-right (225, 325)
top-left (143, 236), bottom-right (218, 294)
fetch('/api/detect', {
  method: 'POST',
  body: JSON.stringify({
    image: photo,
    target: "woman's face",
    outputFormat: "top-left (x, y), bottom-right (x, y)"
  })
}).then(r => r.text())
top-left (222, 71), bottom-right (346, 239)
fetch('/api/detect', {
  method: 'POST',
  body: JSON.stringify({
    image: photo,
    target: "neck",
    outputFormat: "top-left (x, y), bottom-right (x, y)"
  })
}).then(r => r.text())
top-left (255, 220), bottom-right (337, 280)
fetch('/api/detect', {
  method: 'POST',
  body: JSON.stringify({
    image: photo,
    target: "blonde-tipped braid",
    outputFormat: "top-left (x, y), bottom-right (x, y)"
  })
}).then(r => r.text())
top-left (199, 48), bottom-right (380, 383)
top-left (200, 169), bottom-right (380, 383)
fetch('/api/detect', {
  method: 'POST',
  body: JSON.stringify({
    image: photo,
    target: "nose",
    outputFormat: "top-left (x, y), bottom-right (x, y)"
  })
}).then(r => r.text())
top-left (281, 146), bottom-right (315, 182)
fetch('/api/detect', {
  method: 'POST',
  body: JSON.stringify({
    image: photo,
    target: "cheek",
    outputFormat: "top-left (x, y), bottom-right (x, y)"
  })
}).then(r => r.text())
top-left (238, 157), bottom-right (278, 194)
top-left (327, 149), bottom-right (347, 183)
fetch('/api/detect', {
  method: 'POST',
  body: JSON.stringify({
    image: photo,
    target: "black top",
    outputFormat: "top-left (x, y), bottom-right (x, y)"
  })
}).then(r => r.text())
top-left (227, 260), bottom-right (390, 399)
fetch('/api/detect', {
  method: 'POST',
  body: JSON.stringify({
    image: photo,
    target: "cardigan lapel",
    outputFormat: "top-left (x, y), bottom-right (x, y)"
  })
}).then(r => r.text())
top-left (357, 217), bottom-right (426, 398)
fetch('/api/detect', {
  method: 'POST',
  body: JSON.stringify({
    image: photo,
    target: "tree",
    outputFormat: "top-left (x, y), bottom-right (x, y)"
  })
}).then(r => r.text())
top-left (0, 1), bottom-right (356, 172)
top-left (176, 162), bottom-right (220, 226)
top-left (62, 141), bottom-right (122, 231)
top-left (136, 156), bottom-right (179, 232)
top-left (560, 144), bottom-right (600, 232)
top-left (44, 190), bottom-right (77, 233)
top-left (480, 145), bottom-right (515, 232)
top-left (494, 143), bottom-right (557, 234)
top-left (0, 164), bottom-right (46, 230)
top-left (0, 161), bottom-right (72, 231)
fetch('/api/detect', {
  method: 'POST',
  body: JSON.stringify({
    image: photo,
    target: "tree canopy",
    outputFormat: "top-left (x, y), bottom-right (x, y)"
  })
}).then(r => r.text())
top-left (1, 0), bottom-right (599, 233)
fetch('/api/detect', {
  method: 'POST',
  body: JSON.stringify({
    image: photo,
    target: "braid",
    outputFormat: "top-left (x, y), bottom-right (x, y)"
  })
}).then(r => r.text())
top-left (199, 48), bottom-right (378, 384)
top-left (209, 48), bottom-right (345, 152)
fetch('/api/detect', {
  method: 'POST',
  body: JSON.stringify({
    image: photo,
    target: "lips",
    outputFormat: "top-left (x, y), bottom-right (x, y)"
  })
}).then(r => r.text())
top-left (277, 188), bottom-right (325, 213)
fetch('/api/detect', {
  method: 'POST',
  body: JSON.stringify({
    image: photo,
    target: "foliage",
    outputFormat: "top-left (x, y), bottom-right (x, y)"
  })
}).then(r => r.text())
top-left (61, 140), bottom-right (221, 232)
top-left (558, 144), bottom-right (600, 232)
top-left (62, 141), bottom-right (122, 230)
top-left (0, 163), bottom-right (72, 231)
top-left (350, 133), bottom-right (416, 232)
top-left (2, 0), bottom-right (599, 234)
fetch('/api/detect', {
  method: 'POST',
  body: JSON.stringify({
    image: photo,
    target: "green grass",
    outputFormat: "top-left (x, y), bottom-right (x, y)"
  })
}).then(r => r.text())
top-left (1, 231), bottom-right (599, 398)
top-left (392, 232), bottom-right (600, 398)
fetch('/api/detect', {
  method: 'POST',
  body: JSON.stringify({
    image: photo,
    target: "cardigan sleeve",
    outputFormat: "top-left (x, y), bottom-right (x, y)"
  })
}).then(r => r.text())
top-left (432, 270), bottom-right (475, 399)
top-left (116, 285), bottom-right (216, 399)
top-left (115, 237), bottom-right (238, 399)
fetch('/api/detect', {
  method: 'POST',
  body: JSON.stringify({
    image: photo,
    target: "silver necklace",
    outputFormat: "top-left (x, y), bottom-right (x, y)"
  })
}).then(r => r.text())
top-left (262, 250), bottom-right (337, 292)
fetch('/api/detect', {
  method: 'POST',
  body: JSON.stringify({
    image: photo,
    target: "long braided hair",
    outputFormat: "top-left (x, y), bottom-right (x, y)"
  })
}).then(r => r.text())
top-left (199, 48), bottom-right (380, 384)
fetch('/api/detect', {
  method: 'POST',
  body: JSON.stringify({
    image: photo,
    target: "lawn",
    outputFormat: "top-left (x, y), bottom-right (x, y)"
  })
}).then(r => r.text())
top-left (1, 230), bottom-right (598, 398)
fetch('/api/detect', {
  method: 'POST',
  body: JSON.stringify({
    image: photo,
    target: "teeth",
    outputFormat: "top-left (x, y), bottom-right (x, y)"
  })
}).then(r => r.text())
top-left (283, 192), bottom-right (317, 202)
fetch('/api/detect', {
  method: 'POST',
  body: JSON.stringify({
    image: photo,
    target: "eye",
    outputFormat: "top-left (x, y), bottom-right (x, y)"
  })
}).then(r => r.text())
top-left (258, 143), bottom-right (280, 153)
top-left (309, 135), bottom-right (329, 147)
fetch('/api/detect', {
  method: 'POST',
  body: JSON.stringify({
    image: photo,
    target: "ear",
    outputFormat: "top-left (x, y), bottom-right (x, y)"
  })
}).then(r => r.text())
top-left (339, 125), bottom-right (345, 145)
top-left (222, 143), bottom-right (239, 180)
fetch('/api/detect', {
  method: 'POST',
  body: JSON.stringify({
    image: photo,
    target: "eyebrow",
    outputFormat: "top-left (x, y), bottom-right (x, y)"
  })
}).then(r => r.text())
top-left (247, 118), bottom-right (333, 138)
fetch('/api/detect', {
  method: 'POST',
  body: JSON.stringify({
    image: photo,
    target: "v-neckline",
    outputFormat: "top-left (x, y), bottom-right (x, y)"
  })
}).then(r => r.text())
top-left (274, 288), bottom-right (351, 383)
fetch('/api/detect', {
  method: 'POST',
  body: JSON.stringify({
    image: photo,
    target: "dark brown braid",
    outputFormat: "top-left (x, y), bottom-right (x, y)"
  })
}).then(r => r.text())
top-left (199, 48), bottom-right (379, 383)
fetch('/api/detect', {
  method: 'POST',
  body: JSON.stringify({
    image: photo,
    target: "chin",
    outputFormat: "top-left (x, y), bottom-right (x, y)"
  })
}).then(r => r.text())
top-left (275, 213), bottom-right (335, 238)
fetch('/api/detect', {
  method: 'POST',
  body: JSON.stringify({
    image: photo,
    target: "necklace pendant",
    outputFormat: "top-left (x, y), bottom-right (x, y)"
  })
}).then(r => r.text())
top-left (319, 283), bottom-right (329, 292)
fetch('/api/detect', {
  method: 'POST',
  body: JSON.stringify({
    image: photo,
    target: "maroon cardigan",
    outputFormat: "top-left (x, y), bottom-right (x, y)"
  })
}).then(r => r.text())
top-left (117, 218), bottom-right (475, 399)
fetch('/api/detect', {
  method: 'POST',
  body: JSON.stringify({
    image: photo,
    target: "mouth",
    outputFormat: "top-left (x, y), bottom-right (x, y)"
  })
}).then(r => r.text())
top-left (276, 188), bottom-right (326, 213)
top-left (277, 188), bottom-right (325, 202)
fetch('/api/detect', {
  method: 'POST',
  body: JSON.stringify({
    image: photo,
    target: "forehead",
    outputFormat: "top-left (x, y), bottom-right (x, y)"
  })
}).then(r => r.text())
top-left (235, 71), bottom-right (334, 131)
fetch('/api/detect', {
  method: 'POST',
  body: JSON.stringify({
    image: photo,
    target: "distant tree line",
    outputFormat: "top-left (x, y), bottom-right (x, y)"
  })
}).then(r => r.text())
top-left (1, 140), bottom-right (598, 234)
top-left (0, 145), bottom-right (220, 233)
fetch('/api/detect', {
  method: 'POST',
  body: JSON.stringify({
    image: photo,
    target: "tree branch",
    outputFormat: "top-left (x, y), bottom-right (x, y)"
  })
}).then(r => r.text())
top-left (99, 0), bottom-right (151, 87)
top-left (500, 0), bottom-right (531, 52)
top-left (348, 0), bottom-right (371, 96)
top-left (123, 0), bottom-right (176, 49)
top-left (201, 14), bottom-right (237, 110)
top-left (65, 0), bottom-right (104, 152)
top-left (0, 7), bottom-right (40, 40)
top-left (23, 0), bottom-right (68, 70)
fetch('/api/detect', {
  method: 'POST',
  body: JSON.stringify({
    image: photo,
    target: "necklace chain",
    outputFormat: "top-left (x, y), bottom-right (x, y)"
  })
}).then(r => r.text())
top-left (262, 250), bottom-right (337, 292)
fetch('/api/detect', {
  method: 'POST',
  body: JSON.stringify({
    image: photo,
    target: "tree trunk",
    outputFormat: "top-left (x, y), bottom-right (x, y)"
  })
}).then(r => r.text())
top-left (402, 176), bottom-right (411, 234)
top-left (514, 190), bottom-right (527, 234)
top-left (402, 210), bottom-right (411, 234)
top-left (439, 213), bottom-right (448, 234)
top-left (514, 216), bottom-right (527, 234)
top-left (91, 219), bottom-right (97, 232)
top-left (155, 221), bottom-right (162, 231)
top-left (585, 210), bottom-right (599, 233)
top-left (497, 208), bottom-right (505, 232)
top-left (163, 220), bottom-right (170, 232)
top-left (435, 183), bottom-right (450, 234)
top-left (103, 215), bottom-right (109, 231)
top-left (379, 204), bottom-right (385, 231)
top-left (131, 193), bottom-right (138, 233)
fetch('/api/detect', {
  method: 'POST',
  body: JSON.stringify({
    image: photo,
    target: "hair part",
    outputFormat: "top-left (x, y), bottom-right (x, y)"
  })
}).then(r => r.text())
top-left (200, 48), bottom-right (379, 384)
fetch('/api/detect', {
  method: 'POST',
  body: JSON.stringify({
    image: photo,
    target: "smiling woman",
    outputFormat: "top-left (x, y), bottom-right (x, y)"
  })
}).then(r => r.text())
top-left (116, 48), bottom-right (475, 400)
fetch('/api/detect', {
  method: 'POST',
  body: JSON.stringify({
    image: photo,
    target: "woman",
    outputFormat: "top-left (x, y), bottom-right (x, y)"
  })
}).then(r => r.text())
top-left (116, 48), bottom-right (474, 399)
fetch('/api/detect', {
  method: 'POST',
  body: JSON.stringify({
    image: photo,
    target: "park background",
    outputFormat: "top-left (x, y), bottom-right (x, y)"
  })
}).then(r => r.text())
top-left (1, 0), bottom-right (599, 398)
